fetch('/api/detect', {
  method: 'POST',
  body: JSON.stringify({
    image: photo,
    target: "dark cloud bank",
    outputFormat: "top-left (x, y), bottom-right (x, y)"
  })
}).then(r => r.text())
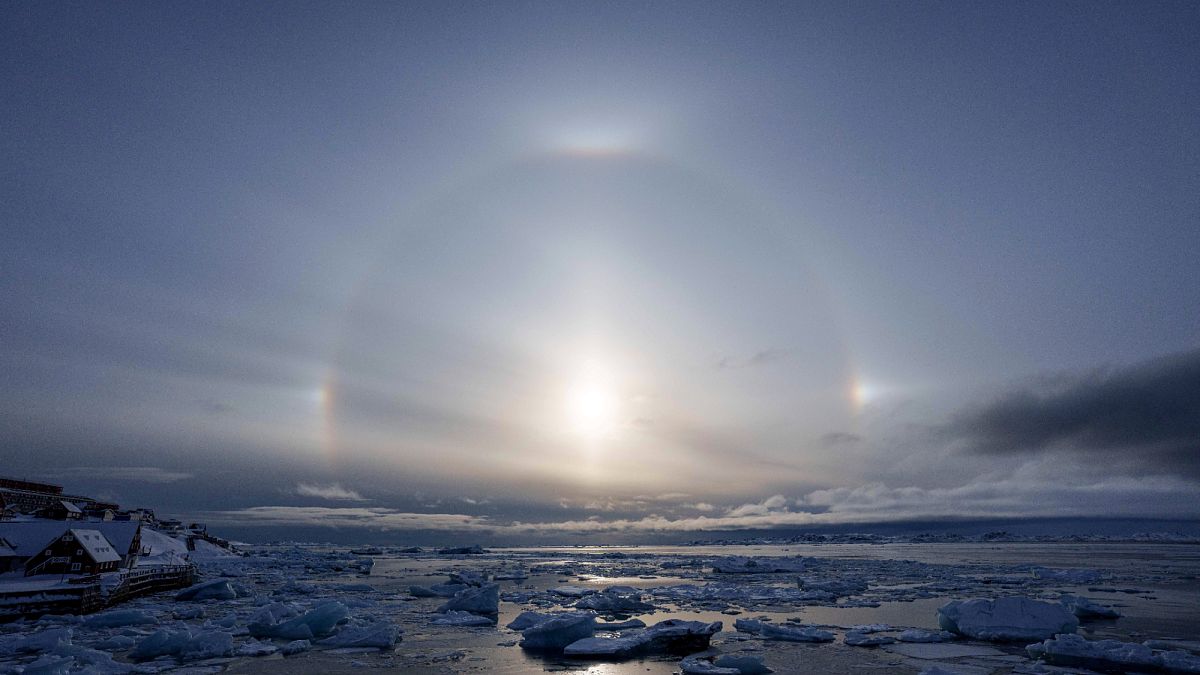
top-left (946, 348), bottom-right (1200, 477)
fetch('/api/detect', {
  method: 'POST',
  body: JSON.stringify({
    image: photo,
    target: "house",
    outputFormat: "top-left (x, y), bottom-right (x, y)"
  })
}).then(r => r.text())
top-left (37, 501), bottom-right (82, 521)
top-left (24, 529), bottom-right (121, 576)
top-left (0, 521), bottom-right (143, 571)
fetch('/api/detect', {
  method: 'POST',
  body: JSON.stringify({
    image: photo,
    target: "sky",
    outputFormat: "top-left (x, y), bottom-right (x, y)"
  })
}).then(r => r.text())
top-left (2, 1), bottom-right (1198, 543)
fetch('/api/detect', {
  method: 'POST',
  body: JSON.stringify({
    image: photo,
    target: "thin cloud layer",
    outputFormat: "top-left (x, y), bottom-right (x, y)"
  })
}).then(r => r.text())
top-left (295, 483), bottom-right (366, 501)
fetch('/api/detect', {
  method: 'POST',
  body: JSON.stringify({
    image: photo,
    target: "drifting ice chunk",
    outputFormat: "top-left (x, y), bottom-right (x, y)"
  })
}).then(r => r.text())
top-left (519, 612), bottom-right (596, 651)
top-left (281, 639), bottom-right (311, 655)
top-left (1060, 594), bottom-right (1121, 619)
top-left (179, 631), bottom-right (234, 661)
top-left (598, 618), bottom-right (647, 630)
top-left (248, 600), bottom-right (349, 640)
top-left (45, 643), bottom-right (132, 674)
top-left (410, 582), bottom-right (469, 598)
top-left (734, 619), bottom-right (834, 643)
top-left (437, 582), bottom-right (499, 615)
top-left (844, 631), bottom-right (896, 647)
top-left (317, 620), bottom-right (401, 647)
top-left (551, 585), bottom-right (596, 598)
top-left (796, 578), bottom-right (868, 596)
top-left (94, 635), bottom-right (136, 651)
top-left (235, 639), bottom-right (278, 656)
top-left (176, 578), bottom-right (239, 601)
top-left (1031, 567), bottom-right (1103, 584)
top-left (1027, 634), bottom-right (1200, 673)
top-left (937, 597), bottom-right (1078, 642)
top-left (682, 654), bottom-right (774, 674)
top-left (130, 629), bottom-right (191, 661)
top-left (507, 611), bottom-right (551, 630)
top-left (574, 586), bottom-right (655, 613)
top-left (0, 628), bottom-right (72, 655)
top-left (563, 619), bottom-right (722, 658)
top-left (897, 629), bottom-right (956, 643)
top-left (449, 570), bottom-right (487, 586)
top-left (431, 611), bottom-right (496, 626)
top-left (437, 544), bottom-right (487, 554)
top-left (83, 609), bottom-right (158, 629)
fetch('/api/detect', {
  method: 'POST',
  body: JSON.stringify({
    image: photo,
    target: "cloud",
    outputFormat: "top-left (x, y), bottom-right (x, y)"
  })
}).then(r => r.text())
top-left (725, 494), bottom-right (788, 518)
top-left (54, 466), bottom-right (193, 483)
top-left (294, 483), bottom-right (366, 501)
top-left (716, 348), bottom-right (788, 370)
top-left (944, 348), bottom-right (1200, 476)
top-left (818, 432), bottom-right (863, 447)
top-left (204, 467), bottom-right (1200, 535)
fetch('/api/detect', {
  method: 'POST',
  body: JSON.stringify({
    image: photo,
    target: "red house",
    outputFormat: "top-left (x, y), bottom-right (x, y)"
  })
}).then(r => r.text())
top-left (24, 528), bottom-right (122, 576)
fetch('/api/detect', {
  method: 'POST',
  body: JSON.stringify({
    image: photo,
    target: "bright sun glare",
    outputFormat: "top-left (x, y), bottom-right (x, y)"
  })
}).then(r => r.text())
top-left (565, 368), bottom-right (620, 439)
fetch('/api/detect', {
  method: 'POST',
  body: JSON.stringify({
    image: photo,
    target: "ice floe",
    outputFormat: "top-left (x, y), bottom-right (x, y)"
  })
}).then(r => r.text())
top-left (937, 597), bottom-right (1079, 641)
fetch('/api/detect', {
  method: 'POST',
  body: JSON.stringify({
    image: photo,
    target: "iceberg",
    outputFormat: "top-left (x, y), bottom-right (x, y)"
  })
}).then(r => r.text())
top-left (436, 582), bottom-right (499, 615)
top-left (316, 620), bottom-right (401, 648)
top-left (1060, 594), bottom-right (1121, 619)
top-left (248, 600), bottom-right (349, 640)
top-left (562, 619), bottom-right (722, 658)
top-left (682, 654), bottom-right (773, 674)
top-left (1027, 634), bottom-right (1200, 673)
top-left (519, 612), bottom-right (597, 651)
top-left (176, 579), bottom-right (239, 601)
top-left (937, 597), bottom-right (1078, 641)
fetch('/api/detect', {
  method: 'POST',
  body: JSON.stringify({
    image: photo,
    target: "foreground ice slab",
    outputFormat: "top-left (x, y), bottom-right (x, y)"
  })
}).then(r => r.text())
top-left (1060, 594), bottom-right (1121, 619)
top-left (519, 612), bottom-right (597, 651)
top-left (734, 619), bottom-right (834, 643)
top-left (681, 653), bottom-right (773, 674)
top-left (562, 619), bottom-right (722, 658)
top-left (1027, 634), bottom-right (1200, 673)
top-left (938, 597), bottom-right (1078, 641)
top-left (437, 582), bottom-right (499, 615)
top-left (247, 600), bottom-right (350, 640)
top-left (431, 610), bottom-right (496, 627)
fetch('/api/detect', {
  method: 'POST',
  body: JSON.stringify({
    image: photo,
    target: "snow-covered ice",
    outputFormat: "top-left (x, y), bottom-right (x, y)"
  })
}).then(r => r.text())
top-left (937, 597), bottom-right (1079, 641)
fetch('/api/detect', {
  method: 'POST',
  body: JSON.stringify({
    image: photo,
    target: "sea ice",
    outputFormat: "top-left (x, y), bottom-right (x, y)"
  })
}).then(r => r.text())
top-left (519, 611), bottom-right (596, 651)
top-left (734, 619), bottom-right (835, 643)
top-left (235, 638), bottom-right (278, 656)
top-left (574, 585), bottom-right (655, 612)
top-left (1027, 634), bottom-right (1200, 673)
top-left (937, 597), bottom-right (1078, 641)
top-left (898, 629), bottom-right (957, 643)
top-left (179, 630), bottom-right (234, 661)
top-left (430, 610), bottom-right (496, 626)
top-left (82, 609), bottom-right (159, 628)
top-left (316, 620), bottom-right (401, 647)
top-left (247, 600), bottom-right (349, 640)
top-left (562, 619), bottom-right (722, 658)
top-left (681, 653), bottom-right (773, 674)
top-left (176, 578), bottom-right (239, 601)
top-left (844, 631), bottom-right (896, 646)
top-left (506, 611), bottom-right (551, 630)
top-left (1059, 594), bottom-right (1120, 619)
top-left (712, 557), bottom-right (805, 574)
top-left (436, 582), bottom-right (499, 615)
top-left (281, 639), bottom-right (311, 655)
top-left (0, 628), bottom-right (72, 656)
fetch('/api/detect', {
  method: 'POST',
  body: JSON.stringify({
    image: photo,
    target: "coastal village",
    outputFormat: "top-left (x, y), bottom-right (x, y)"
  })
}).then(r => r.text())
top-left (0, 475), bottom-right (232, 619)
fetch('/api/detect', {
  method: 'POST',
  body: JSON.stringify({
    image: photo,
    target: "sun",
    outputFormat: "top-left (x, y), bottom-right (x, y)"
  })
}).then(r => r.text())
top-left (565, 373), bottom-right (620, 439)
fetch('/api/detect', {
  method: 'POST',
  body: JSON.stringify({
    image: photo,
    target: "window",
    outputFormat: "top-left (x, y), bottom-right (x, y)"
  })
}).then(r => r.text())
top-left (63, 534), bottom-right (73, 542)
top-left (71, 563), bottom-right (81, 571)
top-left (45, 550), bottom-right (51, 556)
top-left (76, 549), bottom-right (83, 555)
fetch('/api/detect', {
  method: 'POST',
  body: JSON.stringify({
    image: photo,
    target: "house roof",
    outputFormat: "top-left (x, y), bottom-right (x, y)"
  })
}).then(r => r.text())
top-left (0, 520), bottom-right (141, 558)
top-left (68, 529), bottom-right (121, 564)
top-left (59, 501), bottom-right (82, 514)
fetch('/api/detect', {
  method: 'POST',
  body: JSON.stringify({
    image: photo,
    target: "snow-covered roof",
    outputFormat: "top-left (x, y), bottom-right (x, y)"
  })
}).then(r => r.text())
top-left (59, 501), bottom-right (82, 514)
top-left (0, 520), bottom-right (141, 558)
top-left (69, 529), bottom-right (121, 564)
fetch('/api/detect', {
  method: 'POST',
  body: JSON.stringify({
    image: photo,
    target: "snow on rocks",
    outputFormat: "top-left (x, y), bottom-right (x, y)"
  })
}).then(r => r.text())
top-left (1027, 634), bottom-right (1200, 674)
top-left (734, 619), bottom-right (835, 643)
top-left (1060, 594), bottom-right (1121, 619)
top-left (519, 611), bottom-right (597, 651)
top-left (436, 582), bottom-right (499, 616)
top-left (247, 600), bottom-right (350, 640)
top-left (937, 597), bottom-right (1079, 642)
top-left (562, 619), bottom-right (722, 658)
